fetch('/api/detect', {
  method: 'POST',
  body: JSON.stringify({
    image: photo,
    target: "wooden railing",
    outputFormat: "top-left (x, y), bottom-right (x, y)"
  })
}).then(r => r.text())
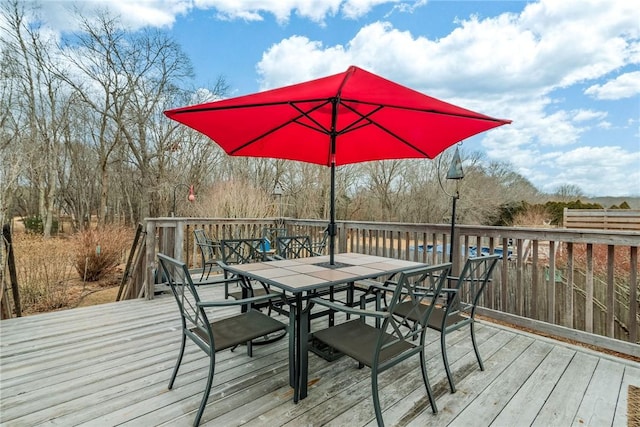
top-left (143, 217), bottom-right (640, 356)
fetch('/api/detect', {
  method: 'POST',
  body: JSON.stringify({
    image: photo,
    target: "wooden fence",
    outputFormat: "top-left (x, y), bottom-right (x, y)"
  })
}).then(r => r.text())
top-left (143, 217), bottom-right (640, 357)
top-left (564, 208), bottom-right (640, 231)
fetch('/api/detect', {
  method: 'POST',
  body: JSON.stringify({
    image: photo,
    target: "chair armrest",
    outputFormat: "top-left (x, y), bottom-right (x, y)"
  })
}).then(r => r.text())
top-left (197, 291), bottom-right (284, 308)
top-left (357, 280), bottom-right (394, 293)
top-left (311, 297), bottom-right (390, 319)
top-left (198, 276), bottom-right (241, 285)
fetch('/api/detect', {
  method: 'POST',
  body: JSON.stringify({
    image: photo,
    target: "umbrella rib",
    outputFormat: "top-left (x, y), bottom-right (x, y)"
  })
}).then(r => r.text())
top-left (290, 101), bottom-right (332, 135)
top-left (336, 101), bottom-right (431, 157)
top-left (339, 98), bottom-right (510, 124)
top-left (228, 100), bottom-right (332, 155)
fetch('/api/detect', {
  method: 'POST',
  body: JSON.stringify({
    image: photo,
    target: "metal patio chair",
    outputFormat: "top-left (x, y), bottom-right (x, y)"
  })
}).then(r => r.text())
top-left (309, 263), bottom-right (451, 426)
top-left (218, 238), bottom-right (274, 300)
top-left (193, 229), bottom-right (220, 281)
top-left (157, 253), bottom-right (289, 426)
top-left (393, 254), bottom-right (500, 393)
top-left (274, 235), bottom-right (321, 259)
top-left (261, 226), bottom-right (288, 253)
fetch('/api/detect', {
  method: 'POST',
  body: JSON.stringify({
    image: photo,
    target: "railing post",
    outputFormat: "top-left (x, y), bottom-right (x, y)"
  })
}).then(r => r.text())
top-left (548, 240), bottom-right (556, 324)
top-left (175, 220), bottom-right (185, 262)
top-left (606, 245), bottom-right (615, 338)
top-left (629, 246), bottom-right (638, 343)
top-left (145, 219), bottom-right (157, 300)
top-left (338, 222), bottom-right (347, 254)
top-left (585, 244), bottom-right (594, 333)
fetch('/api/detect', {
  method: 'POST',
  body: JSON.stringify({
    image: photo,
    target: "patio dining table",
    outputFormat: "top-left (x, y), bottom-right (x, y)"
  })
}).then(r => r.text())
top-left (223, 252), bottom-right (428, 403)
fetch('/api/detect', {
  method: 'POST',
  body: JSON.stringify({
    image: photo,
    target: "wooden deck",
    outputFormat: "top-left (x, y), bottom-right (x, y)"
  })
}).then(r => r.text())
top-left (1, 284), bottom-right (638, 426)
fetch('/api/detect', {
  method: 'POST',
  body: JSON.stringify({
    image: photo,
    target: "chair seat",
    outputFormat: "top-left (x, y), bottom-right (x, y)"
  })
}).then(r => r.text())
top-left (312, 319), bottom-right (416, 368)
top-left (393, 301), bottom-right (470, 331)
top-left (192, 309), bottom-right (287, 352)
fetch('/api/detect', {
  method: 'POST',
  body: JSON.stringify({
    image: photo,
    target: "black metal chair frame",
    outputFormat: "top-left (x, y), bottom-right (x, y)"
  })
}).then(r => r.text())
top-left (310, 227), bottom-right (329, 254)
top-left (309, 263), bottom-right (451, 427)
top-left (218, 238), bottom-right (270, 299)
top-left (157, 253), bottom-right (290, 426)
top-left (193, 229), bottom-right (220, 281)
top-left (262, 226), bottom-right (288, 251)
top-left (393, 254), bottom-right (501, 393)
top-left (274, 235), bottom-right (322, 259)
top-left (217, 238), bottom-right (292, 328)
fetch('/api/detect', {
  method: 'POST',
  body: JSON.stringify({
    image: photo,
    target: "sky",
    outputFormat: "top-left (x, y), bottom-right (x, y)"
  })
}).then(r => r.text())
top-left (33, 0), bottom-right (640, 197)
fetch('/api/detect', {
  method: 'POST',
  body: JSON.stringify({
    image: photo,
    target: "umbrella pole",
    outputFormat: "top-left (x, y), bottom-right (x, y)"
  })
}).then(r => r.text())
top-left (329, 162), bottom-right (336, 265)
top-left (328, 98), bottom-right (339, 266)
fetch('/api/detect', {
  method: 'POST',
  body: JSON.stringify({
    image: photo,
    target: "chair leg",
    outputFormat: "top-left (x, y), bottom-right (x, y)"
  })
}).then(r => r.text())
top-left (289, 310), bottom-right (295, 388)
top-left (441, 330), bottom-right (456, 393)
top-left (371, 372), bottom-right (385, 427)
top-left (419, 349), bottom-right (438, 414)
top-left (169, 331), bottom-right (186, 389)
top-left (193, 352), bottom-right (215, 426)
top-left (470, 320), bottom-right (484, 371)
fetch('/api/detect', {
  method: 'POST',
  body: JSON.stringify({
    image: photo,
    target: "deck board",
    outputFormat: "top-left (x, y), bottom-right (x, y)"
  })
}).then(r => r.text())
top-left (1, 285), bottom-right (637, 427)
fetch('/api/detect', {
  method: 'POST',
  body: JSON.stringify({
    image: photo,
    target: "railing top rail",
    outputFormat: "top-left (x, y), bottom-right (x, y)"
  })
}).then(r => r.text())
top-left (145, 217), bottom-right (640, 246)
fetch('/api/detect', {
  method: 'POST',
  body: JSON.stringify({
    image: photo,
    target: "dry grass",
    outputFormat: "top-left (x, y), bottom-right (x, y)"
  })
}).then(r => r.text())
top-left (7, 227), bottom-right (132, 316)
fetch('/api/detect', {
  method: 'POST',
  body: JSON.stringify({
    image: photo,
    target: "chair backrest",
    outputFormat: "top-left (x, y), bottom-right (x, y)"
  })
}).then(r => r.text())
top-left (275, 235), bottom-right (317, 259)
top-left (194, 229), bottom-right (218, 260)
top-left (311, 227), bottom-right (329, 254)
top-left (157, 253), bottom-right (213, 353)
top-left (220, 238), bottom-right (268, 265)
top-left (448, 255), bottom-right (500, 318)
top-left (262, 227), bottom-right (287, 250)
top-left (378, 263), bottom-right (451, 357)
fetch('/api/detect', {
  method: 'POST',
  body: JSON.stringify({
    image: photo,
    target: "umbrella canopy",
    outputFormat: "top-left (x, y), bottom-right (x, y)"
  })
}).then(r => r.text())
top-left (165, 65), bottom-right (511, 264)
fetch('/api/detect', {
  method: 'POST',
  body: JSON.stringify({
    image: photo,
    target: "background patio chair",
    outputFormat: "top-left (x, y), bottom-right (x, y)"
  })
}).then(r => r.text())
top-left (310, 226), bottom-right (329, 254)
top-left (157, 253), bottom-right (289, 426)
top-left (393, 254), bottom-right (500, 393)
top-left (309, 263), bottom-right (451, 426)
top-left (274, 235), bottom-right (321, 259)
top-left (193, 229), bottom-right (220, 281)
top-left (261, 226), bottom-right (288, 253)
top-left (218, 238), bottom-right (273, 300)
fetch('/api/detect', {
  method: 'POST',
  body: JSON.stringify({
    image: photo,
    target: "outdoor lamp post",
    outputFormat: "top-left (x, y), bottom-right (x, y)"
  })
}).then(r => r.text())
top-left (171, 183), bottom-right (195, 217)
top-left (446, 146), bottom-right (465, 263)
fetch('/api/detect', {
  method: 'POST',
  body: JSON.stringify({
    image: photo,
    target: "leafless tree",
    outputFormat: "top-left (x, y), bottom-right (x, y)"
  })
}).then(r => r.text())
top-left (1, 0), bottom-right (71, 236)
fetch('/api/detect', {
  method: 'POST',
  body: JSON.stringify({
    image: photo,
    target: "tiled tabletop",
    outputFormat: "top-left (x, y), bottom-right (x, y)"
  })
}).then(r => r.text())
top-left (225, 253), bottom-right (426, 293)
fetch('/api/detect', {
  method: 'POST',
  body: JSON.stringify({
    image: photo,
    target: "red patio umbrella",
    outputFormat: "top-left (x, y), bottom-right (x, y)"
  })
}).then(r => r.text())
top-left (165, 65), bottom-right (511, 265)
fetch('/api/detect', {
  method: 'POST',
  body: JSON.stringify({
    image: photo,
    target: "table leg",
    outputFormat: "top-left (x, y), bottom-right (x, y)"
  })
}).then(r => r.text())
top-left (299, 301), bottom-right (310, 400)
top-left (293, 293), bottom-right (302, 403)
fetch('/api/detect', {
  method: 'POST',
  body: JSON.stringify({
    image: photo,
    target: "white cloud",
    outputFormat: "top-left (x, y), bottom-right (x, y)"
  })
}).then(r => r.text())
top-left (584, 71), bottom-right (640, 100)
top-left (257, 36), bottom-right (350, 88)
top-left (194, 0), bottom-right (387, 24)
top-left (39, 0), bottom-right (191, 31)
top-left (546, 146), bottom-right (640, 196)
top-left (572, 109), bottom-right (607, 122)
